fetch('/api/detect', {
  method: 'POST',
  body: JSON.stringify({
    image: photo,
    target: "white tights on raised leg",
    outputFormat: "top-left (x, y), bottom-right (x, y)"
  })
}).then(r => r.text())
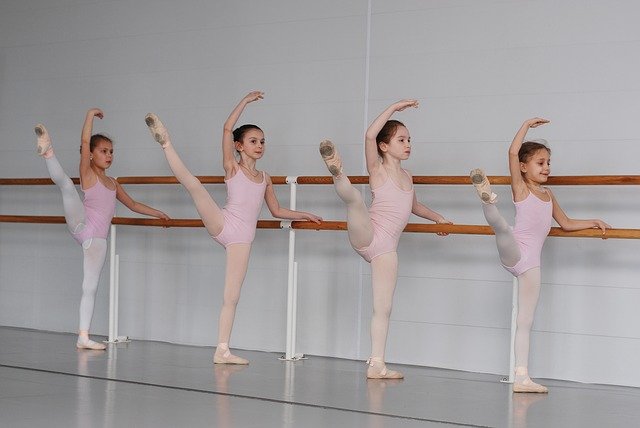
top-left (76, 238), bottom-right (108, 350)
top-left (481, 202), bottom-right (521, 268)
top-left (214, 243), bottom-right (251, 365)
top-left (367, 252), bottom-right (403, 379)
top-left (40, 145), bottom-right (105, 350)
top-left (147, 113), bottom-right (225, 237)
top-left (332, 175), bottom-right (374, 250)
top-left (44, 154), bottom-right (86, 235)
top-left (513, 268), bottom-right (547, 393)
top-left (161, 144), bottom-right (225, 237)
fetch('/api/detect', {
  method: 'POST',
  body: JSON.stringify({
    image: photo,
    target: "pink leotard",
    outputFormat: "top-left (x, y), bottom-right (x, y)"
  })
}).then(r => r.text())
top-left (503, 190), bottom-right (553, 276)
top-left (72, 178), bottom-right (117, 245)
top-left (212, 168), bottom-right (267, 248)
top-left (354, 169), bottom-right (414, 263)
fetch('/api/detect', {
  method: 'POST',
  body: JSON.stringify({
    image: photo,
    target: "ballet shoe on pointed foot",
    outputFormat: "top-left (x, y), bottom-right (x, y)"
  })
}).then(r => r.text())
top-left (76, 337), bottom-right (107, 351)
top-left (145, 113), bottom-right (170, 147)
top-left (214, 347), bottom-right (249, 365)
top-left (34, 124), bottom-right (52, 157)
top-left (513, 379), bottom-right (548, 393)
top-left (366, 358), bottom-right (404, 379)
top-left (319, 140), bottom-right (343, 177)
top-left (470, 168), bottom-right (497, 204)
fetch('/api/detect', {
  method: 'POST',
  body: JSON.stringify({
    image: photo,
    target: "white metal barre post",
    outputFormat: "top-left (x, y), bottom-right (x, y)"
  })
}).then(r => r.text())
top-left (282, 176), bottom-right (304, 361)
top-left (108, 224), bottom-right (117, 342)
top-left (108, 224), bottom-right (129, 344)
top-left (114, 254), bottom-right (120, 340)
top-left (501, 276), bottom-right (518, 383)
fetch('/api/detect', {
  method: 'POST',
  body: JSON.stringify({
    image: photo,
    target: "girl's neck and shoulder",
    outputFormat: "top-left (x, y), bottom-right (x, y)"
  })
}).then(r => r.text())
top-left (369, 157), bottom-right (412, 192)
top-left (224, 160), bottom-right (266, 185)
top-left (80, 165), bottom-right (116, 192)
top-left (512, 179), bottom-right (551, 204)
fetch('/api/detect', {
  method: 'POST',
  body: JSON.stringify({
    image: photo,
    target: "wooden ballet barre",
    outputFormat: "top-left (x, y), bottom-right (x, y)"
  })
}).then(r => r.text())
top-left (294, 175), bottom-right (640, 185)
top-left (4, 175), bottom-right (640, 186)
top-left (2, 215), bottom-right (638, 239)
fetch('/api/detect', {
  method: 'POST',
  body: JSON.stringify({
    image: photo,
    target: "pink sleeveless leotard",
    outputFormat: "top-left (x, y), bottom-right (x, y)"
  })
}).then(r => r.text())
top-left (503, 190), bottom-right (553, 276)
top-left (212, 168), bottom-right (267, 248)
top-left (72, 178), bottom-right (117, 245)
top-left (354, 169), bottom-right (414, 263)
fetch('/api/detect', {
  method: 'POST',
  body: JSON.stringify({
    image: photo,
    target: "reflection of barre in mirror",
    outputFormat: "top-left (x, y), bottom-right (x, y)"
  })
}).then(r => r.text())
top-left (1, 174), bottom-right (638, 373)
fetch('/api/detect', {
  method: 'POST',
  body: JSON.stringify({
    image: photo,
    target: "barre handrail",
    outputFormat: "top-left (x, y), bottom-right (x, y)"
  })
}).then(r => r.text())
top-left (3, 175), bottom-right (640, 186)
top-left (1, 215), bottom-right (637, 239)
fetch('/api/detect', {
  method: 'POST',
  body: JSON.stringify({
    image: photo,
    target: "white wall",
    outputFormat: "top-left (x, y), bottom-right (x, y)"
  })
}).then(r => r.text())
top-left (1, 0), bottom-right (639, 387)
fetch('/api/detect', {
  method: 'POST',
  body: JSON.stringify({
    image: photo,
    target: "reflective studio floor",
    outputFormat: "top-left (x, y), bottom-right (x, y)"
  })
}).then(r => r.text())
top-left (0, 327), bottom-right (638, 428)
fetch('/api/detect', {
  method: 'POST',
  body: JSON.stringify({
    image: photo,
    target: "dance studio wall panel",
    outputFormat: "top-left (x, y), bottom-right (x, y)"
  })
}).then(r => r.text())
top-left (1, 0), bottom-right (639, 387)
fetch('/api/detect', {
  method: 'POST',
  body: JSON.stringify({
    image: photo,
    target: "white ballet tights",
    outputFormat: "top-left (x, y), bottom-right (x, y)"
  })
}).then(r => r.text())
top-left (514, 267), bottom-right (541, 371)
top-left (332, 175), bottom-right (373, 249)
top-left (331, 176), bottom-right (399, 367)
top-left (78, 238), bottom-right (108, 331)
top-left (481, 202), bottom-right (521, 268)
top-left (370, 252), bottom-right (399, 360)
top-left (217, 243), bottom-right (252, 344)
top-left (159, 138), bottom-right (252, 356)
top-left (160, 142), bottom-right (225, 237)
top-left (43, 151), bottom-right (107, 345)
top-left (481, 202), bottom-right (544, 385)
top-left (45, 154), bottom-right (86, 235)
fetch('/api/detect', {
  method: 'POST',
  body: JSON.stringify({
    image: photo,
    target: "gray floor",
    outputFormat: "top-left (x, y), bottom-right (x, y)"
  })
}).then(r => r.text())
top-left (0, 327), bottom-right (638, 428)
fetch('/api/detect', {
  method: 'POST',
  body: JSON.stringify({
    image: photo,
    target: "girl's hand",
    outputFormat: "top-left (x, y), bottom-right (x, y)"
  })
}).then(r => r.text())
top-left (243, 91), bottom-right (264, 104)
top-left (301, 212), bottom-right (322, 224)
top-left (392, 99), bottom-right (419, 112)
top-left (524, 117), bottom-right (549, 128)
top-left (87, 108), bottom-right (104, 119)
top-left (435, 217), bottom-right (453, 236)
top-left (593, 219), bottom-right (611, 237)
top-left (157, 212), bottom-right (171, 228)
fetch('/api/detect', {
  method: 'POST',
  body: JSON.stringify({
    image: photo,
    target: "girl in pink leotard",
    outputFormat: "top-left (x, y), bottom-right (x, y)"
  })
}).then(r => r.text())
top-left (470, 117), bottom-right (610, 393)
top-left (320, 100), bottom-right (452, 379)
top-left (146, 91), bottom-right (321, 365)
top-left (35, 108), bottom-right (170, 350)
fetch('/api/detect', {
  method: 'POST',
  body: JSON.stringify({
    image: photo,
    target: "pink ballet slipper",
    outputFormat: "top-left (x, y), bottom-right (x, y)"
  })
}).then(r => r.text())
top-left (76, 337), bottom-right (106, 350)
top-left (214, 345), bottom-right (249, 365)
top-left (513, 367), bottom-right (548, 393)
top-left (470, 168), bottom-right (497, 204)
top-left (145, 113), bottom-right (170, 148)
top-left (34, 124), bottom-right (53, 157)
top-left (366, 357), bottom-right (404, 379)
top-left (319, 140), bottom-right (343, 177)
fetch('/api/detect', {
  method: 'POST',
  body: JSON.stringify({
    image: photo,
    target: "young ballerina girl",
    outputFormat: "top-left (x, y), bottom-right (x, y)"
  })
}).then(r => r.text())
top-left (145, 91), bottom-right (321, 365)
top-left (470, 117), bottom-right (610, 393)
top-left (35, 108), bottom-right (170, 350)
top-left (319, 99), bottom-right (452, 379)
